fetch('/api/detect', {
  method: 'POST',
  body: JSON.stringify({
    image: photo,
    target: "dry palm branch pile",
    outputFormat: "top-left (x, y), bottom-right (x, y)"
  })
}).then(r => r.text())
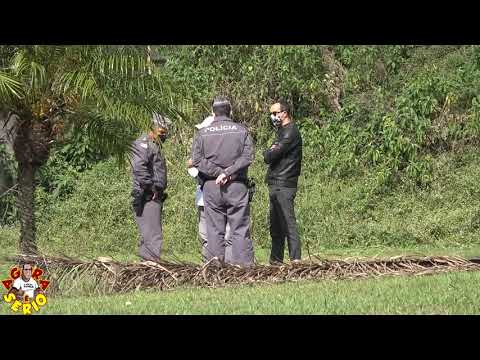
top-left (3, 254), bottom-right (480, 296)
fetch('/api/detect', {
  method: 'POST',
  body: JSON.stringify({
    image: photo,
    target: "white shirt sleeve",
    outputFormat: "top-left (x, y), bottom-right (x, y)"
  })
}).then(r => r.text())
top-left (12, 278), bottom-right (22, 290)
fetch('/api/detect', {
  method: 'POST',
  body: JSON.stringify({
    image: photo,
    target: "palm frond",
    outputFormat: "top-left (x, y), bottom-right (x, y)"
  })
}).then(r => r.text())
top-left (9, 47), bottom-right (49, 103)
top-left (75, 108), bottom-right (139, 162)
top-left (57, 47), bottom-right (157, 102)
top-left (55, 69), bottom-right (98, 100)
top-left (0, 71), bottom-right (23, 100)
top-left (93, 46), bottom-right (148, 78)
top-left (11, 50), bottom-right (29, 76)
top-left (3, 45), bottom-right (178, 157)
top-left (12, 48), bottom-right (47, 90)
top-left (29, 61), bottom-right (46, 90)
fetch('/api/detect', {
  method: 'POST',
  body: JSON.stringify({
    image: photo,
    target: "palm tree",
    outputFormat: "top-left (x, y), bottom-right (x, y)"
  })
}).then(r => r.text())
top-left (0, 45), bottom-right (174, 254)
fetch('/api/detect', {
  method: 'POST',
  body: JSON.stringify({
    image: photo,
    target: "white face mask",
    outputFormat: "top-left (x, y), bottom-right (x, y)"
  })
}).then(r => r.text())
top-left (270, 114), bottom-right (281, 127)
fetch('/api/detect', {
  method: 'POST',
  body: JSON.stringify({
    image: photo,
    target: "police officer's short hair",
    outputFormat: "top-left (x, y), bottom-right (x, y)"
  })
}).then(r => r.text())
top-left (212, 96), bottom-right (232, 117)
top-left (151, 112), bottom-right (170, 131)
top-left (152, 113), bottom-right (165, 129)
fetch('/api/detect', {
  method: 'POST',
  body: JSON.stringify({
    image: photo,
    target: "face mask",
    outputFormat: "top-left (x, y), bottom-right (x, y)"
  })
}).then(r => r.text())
top-left (270, 114), bottom-right (281, 128)
top-left (158, 128), bottom-right (168, 143)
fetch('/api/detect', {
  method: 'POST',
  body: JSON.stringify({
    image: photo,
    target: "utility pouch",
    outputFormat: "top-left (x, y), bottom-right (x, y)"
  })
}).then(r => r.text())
top-left (131, 189), bottom-right (146, 216)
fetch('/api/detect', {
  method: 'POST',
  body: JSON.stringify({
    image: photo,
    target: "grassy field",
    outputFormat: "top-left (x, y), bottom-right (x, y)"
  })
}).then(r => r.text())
top-left (1, 270), bottom-right (478, 315)
top-left (2, 244), bottom-right (479, 315)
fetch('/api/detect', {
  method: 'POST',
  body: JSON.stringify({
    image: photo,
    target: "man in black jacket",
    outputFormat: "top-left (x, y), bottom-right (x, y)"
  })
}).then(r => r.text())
top-left (263, 102), bottom-right (303, 265)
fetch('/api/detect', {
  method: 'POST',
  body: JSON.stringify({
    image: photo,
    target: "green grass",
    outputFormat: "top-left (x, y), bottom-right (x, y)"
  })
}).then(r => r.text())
top-left (4, 271), bottom-right (477, 315)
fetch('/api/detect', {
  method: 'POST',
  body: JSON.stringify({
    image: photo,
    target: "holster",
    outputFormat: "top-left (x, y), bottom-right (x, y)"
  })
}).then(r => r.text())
top-left (131, 189), bottom-right (149, 217)
top-left (197, 172), bottom-right (208, 191)
top-left (246, 178), bottom-right (256, 202)
top-left (160, 192), bottom-right (168, 203)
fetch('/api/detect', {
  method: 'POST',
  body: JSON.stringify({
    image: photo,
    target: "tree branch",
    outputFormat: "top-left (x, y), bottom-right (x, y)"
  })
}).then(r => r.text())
top-left (0, 183), bottom-right (18, 199)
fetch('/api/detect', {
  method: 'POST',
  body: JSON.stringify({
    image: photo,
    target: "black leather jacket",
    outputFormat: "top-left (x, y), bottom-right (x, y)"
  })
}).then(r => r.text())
top-left (263, 122), bottom-right (302, 188)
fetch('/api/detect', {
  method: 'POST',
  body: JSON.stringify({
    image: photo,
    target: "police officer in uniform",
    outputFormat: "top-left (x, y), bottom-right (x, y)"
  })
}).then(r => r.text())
top-left (263, 102), bottom-right (303, 265)
top-left (131, 113), bottom-right (169, 263)
top-left (187, 116), bottom-right (232, 263)
top-left (191, 96), bottom-right (254, 267)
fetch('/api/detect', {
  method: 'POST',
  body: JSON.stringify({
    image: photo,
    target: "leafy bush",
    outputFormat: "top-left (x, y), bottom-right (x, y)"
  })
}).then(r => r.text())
top-left (157, 45), bottom-right (328, 143)
top-left (154, 45), bottom-right (480, 190)
top-left (37, 126), bottom-right (107, 200)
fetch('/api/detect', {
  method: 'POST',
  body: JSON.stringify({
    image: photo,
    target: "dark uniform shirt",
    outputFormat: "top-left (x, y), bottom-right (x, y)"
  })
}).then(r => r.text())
top-left (131, 134), bottom-right (167, 192)
top-left (191, 116), bottom-right (254, 181)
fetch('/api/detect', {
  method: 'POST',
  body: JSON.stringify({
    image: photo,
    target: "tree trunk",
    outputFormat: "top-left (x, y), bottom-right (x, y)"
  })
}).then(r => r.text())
top-left (321, 47), bottom-right (346, 113)
top-left (13, 116), bottom-right (51, 255)
top-left (17, 162), bottom-right (38, 254)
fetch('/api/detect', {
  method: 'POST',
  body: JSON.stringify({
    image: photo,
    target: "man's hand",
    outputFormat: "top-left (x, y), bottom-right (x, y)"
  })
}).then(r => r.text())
top-left (187, 158), bottom-right (193, 168)
top-left (215, 173), bottom-right (230, 185)
top-left (270, 143), bottom-right (279, 150)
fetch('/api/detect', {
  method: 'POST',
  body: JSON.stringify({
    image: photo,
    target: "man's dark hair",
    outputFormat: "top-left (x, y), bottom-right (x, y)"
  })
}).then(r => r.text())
top-left (22, 262), bottom-right (33, 270)
top-left (212, 96), bottom-right (232, 117)
top-left (278, 101), bottom-right (290, 115)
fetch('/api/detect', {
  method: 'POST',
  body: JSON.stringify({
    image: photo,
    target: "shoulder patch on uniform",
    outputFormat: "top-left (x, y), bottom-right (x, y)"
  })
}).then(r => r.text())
top-left (140, 143), bottom-right (148, 149)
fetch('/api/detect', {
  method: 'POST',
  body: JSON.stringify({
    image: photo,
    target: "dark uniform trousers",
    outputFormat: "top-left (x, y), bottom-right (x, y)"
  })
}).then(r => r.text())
top-left (198, 205), bottom-right (232, 263)
top-left (203, 180), bottom-right (254, 266)
top-left (269, 185), bottom-right (301, 263)
top-left (135, 199), bottom-right (164, 262)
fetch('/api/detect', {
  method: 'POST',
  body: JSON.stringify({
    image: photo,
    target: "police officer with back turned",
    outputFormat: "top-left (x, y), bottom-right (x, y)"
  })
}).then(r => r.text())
top-left (191, 96), bottom-right (255, 267)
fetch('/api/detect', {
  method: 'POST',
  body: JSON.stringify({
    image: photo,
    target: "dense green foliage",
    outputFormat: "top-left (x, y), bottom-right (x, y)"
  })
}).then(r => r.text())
top-left (158, 45), bottom-right (480, 188)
